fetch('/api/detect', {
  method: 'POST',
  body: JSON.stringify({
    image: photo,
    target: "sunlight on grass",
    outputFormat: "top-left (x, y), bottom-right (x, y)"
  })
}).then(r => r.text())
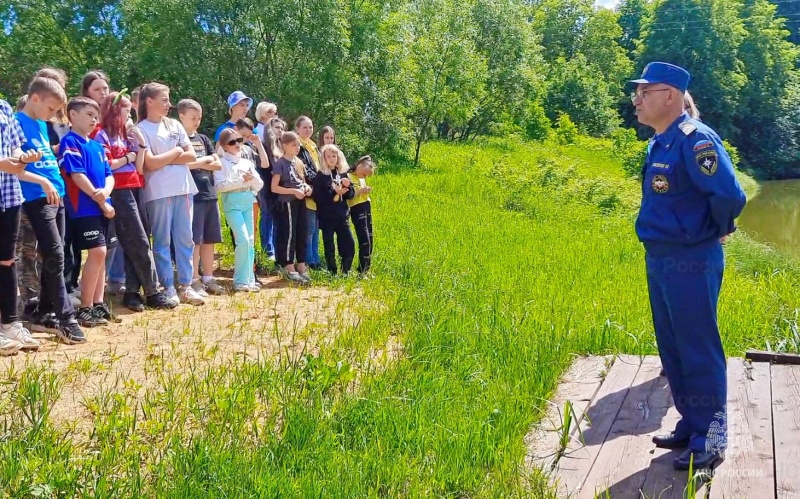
top-left (0, 137), bottom-right (797, 496)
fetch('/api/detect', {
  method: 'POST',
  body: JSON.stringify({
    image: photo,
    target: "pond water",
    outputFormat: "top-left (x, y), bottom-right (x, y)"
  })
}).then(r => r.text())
top-left (737, 179), bottom-right (800, 260)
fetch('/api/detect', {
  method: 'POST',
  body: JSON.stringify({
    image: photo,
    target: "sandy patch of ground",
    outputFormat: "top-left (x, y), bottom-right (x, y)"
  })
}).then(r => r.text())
top-left (0, 274), bottom-right (370, 437)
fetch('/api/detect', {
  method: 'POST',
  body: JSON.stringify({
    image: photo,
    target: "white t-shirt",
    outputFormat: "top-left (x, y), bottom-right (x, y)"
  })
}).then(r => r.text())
top-left (138, 117), bottom-right (198, 202)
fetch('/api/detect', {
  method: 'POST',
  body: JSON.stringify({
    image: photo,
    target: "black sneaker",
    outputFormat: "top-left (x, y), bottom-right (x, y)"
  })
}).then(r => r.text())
top-left (77, 307), bottom-right (107, 327)
top-left (21, 298), bottom-right (39, 323)
top-left (122, 292), bottom-right (145, 312)
top-left (29, 310), bottom-right (59, 333)
top-left (56, 318), bottom-right (86, 344)
top-left (145, 291), bottom-right (178, 310)
top-left (93, 303), bottom-right (121, 323)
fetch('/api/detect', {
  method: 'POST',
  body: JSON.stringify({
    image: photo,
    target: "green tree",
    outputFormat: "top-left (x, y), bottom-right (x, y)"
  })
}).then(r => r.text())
top-left (545, 55), bottom-right (622, 137)
top-left (452, 0), bottom-right (544, 141)
top-left (617, 0), bottom-right (651, 59)
top-left (735, 0), bottom-right (800, 176)
top-left (771, 0), bottom-right (800, 45)
top-left (637, 0), bottom-right (748, 141)
top-left (390, 0), bottom-right (487, 165)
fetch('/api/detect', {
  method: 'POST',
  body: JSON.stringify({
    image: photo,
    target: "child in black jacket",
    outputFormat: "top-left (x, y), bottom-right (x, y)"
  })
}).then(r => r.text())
top-left (312, 144), bottom-right (355, 275)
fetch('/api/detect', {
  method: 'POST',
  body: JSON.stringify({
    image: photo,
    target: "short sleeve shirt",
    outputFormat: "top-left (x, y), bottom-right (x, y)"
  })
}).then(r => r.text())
top-left (138, 118), bottom-right (197, 202)
top-left (273, 157), bottom-right (304, 203)
top-left (59, 131), bottom-right (112, 218)
top-left (16, 111), bottom-right (66, 203)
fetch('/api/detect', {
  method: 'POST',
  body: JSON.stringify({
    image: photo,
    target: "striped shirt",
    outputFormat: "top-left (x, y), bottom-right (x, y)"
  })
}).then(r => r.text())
top-left (0, 100), bottom-right (25, 210)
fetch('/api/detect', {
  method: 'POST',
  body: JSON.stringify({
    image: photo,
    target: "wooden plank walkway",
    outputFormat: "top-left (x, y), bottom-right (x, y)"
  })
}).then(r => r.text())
top-left (526, 354), bottom-right (797, 498)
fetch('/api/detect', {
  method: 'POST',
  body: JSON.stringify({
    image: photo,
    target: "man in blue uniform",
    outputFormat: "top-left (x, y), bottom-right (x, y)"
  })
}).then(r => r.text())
top-left (630, 62), bottom-right (746, 470)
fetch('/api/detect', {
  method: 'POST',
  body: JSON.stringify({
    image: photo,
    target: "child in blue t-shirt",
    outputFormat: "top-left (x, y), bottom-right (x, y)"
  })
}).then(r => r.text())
top-left (59, 97), bottom-right (116, 329)
top-left (17, 76), bottom-right (86, 344)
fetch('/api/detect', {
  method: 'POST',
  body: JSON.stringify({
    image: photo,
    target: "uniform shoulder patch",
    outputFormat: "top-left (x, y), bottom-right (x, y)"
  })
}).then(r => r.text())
top-left (693, 139), bottom-right (714, 152)
top-left (678, 122), bottom-right (697, 135)
top-left (695, 147), bottom-right (718, 176)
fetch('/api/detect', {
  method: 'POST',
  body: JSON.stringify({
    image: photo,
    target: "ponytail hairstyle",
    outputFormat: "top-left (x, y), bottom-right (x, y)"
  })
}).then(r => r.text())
top-left (100, 92), bottom-right (131, 140)
top-left (352, 155), bottom-right (375, 173)
top-left (684, 91), bottom-right (700, 120)
top-left (137, 82), bottom-right (170, 122)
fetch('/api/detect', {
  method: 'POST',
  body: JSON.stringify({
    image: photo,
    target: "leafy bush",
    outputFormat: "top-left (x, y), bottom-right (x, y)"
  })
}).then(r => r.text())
top-left (524, 101), bottom-right (552, 141)
top-left (555, 113), bottom-right (578, 145)
top-left (611, 128), bottom-right (648, 178)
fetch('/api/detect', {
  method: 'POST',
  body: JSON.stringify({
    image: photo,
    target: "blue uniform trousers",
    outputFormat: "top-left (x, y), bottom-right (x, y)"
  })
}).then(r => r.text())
top-left (645, 239), bottom-right (727, 453)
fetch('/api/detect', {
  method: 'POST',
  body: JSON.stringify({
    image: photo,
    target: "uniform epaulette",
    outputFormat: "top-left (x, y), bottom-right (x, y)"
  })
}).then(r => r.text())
top-left (678, 121), bottom-right (697, 136)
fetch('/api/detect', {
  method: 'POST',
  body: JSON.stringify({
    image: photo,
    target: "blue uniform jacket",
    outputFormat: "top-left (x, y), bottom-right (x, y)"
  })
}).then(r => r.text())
top-left (635, 113), bottom-right (746, 254)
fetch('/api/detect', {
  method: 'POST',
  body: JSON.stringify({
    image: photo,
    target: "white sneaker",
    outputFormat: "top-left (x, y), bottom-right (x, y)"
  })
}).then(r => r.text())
top-left (191, 279), bottom-right (209, 298)
top-left (249, 280), bottom-right (262, 291)
top-left (0, 330), bottom-right (22, 356)
top-left (234, 284), bottom-right (255, 293)
top-left (1, 322), bottom-right (40, 350)
top-left (164, 286), bottom-right (181, 307)
top-left (179, 285), bottom-right (205, 305)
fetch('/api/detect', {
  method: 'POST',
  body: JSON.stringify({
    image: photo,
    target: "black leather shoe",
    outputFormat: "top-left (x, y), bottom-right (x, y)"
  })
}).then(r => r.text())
top-left (673, 448), bottom-right (724, 470)
top-left (652, 432), bottom-right (690, 449)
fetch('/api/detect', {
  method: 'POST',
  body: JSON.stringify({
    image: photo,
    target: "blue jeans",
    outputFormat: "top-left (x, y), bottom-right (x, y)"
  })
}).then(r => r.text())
top-left (222, 191), bottom-right (256, 287)
top-left (146, 195), bottom-right (194, 289)
top-left (106, 244), bottom-right (126, 283)
top-left (306, 208), bottom-right (320, 265)
top-left (258, 190), bottom-right (275, 259)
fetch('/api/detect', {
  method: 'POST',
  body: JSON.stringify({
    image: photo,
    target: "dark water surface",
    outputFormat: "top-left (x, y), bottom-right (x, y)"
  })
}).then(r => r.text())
top-left (737, 179), bottom-right (800, 260)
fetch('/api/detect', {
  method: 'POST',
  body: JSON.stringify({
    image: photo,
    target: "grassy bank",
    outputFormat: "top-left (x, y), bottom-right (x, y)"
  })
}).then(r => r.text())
top-left (1, 138), bottom-right (798, 497)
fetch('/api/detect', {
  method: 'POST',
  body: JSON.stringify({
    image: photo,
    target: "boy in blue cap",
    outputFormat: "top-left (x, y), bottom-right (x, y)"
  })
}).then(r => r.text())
top-left (629, 62), bottom-right (746, 471)
top-left (214, 91), bottom-right (252, 143)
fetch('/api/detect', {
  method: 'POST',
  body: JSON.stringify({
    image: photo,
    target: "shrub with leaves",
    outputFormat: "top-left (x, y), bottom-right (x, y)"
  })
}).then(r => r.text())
top-left (611, 128), bottom-right (648, 178)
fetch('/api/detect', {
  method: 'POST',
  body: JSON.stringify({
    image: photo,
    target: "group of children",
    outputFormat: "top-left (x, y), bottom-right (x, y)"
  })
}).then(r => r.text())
top-left (0, 67), bottom-right (375, 353)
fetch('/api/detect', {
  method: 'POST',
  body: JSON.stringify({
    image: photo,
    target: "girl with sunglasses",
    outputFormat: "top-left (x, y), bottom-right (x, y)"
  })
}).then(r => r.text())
top-left (215, 129), bottom-right (264, 292)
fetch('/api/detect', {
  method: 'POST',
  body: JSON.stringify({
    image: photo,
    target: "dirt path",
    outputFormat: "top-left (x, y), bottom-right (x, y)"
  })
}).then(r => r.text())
top-left (0, 275), bottom-right (365, 436)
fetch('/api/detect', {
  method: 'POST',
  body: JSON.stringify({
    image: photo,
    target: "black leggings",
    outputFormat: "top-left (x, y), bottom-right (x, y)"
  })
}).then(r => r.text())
top-left (0, 206), bottom-right (21, 324)
top-left (350, 202), bottom-right (373, 273)
top-left (319, 215), bottom-right (355, 275)
top-left (274, 200), bottom-right (308, 267)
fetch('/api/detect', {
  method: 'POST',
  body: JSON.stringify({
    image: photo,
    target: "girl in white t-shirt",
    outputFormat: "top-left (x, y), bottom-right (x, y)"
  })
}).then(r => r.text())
top-left (137, 82), bottom-right (204, 306)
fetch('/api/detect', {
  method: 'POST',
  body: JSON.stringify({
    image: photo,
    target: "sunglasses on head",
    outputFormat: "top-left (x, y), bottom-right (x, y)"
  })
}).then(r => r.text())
top-left (227, 137), bottom-right (244, 146)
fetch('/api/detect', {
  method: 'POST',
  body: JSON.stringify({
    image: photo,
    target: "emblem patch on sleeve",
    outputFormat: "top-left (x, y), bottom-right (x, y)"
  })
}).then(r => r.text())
top-left (693, 139), bottom-right (714, 152)
top-left (696, 149), bottom-right (718, 176)
top-left (652, 174), bottom-right (669, 193)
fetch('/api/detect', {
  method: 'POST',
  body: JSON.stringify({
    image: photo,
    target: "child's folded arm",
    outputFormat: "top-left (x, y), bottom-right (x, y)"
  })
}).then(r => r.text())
top-left (143, 147), bottom-right (182, 171)
top-left (69, 172), bottom-right (103, 200)
top-left (213, 166), bottom-right (246, 192)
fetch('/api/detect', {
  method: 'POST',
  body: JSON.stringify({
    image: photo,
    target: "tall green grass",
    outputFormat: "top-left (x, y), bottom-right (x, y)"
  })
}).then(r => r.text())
top-left (1, 137), bottom-right (798, 497)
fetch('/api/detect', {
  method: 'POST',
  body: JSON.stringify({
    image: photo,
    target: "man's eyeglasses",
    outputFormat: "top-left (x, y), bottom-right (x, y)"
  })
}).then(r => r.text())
top-left (630, 88), bottom-right (671, 102)
top-left (227, 137), bottom-right (244, 146)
